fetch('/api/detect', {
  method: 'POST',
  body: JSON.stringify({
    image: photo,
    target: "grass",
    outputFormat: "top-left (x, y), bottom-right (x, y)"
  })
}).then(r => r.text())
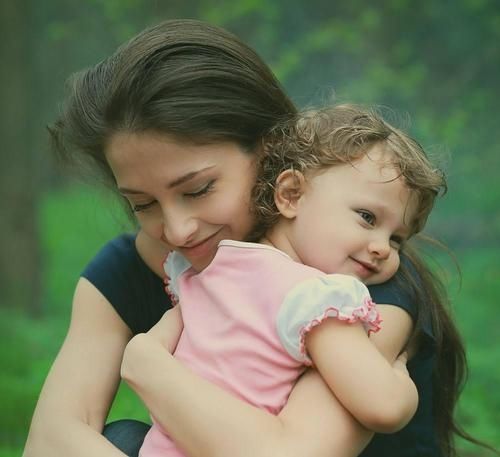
top-left (2, 185), bottom-right (499, 456)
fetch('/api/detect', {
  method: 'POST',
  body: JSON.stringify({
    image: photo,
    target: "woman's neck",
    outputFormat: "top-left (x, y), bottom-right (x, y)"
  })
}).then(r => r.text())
top-left (136, 230), bottom-right (171, 277)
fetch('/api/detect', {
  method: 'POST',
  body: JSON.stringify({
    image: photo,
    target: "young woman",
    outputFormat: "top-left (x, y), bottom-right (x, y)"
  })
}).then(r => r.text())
top-left (23, 19), bottom-right (467, 457)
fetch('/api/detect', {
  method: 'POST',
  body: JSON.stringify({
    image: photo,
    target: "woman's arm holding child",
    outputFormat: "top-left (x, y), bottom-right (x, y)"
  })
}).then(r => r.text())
top-left (122, 331), bottom-right (371, 457)
top-left (121, 303), bottom-right (414, 457)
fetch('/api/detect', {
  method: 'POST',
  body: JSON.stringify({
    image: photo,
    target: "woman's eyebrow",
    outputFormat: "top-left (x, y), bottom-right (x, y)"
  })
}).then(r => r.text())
top-left (167, 165), bottom-right (215, 189)
top-left (118, 165), bottom-right (216, 195)
top-left (118, 187), bottom-right (144, 195)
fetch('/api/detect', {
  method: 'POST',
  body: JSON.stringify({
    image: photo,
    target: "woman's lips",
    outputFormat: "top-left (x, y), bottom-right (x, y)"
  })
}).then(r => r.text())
top-left (179, 230), bottom-right (222, 260)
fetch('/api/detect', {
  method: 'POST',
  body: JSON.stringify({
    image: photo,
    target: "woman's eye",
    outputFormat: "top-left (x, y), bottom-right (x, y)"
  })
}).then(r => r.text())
top-left (132, 201), bottom-right (156, 212)
top-left (184, 180), bottom-right (215, 199)
top-left (357, 210), bottom-right (375, 226)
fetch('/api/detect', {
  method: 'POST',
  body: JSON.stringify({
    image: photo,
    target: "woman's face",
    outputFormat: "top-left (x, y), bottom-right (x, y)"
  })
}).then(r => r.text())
top-left (106, 132), bottom-right (257, 271)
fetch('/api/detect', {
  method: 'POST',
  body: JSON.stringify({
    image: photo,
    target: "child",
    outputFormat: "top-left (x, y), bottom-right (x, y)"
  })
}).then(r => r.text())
top-left (137, 104), bottom-right (446, 457)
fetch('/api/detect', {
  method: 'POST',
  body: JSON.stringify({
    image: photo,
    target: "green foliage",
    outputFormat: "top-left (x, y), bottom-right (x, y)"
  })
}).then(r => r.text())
top-left (452, 249), bottom-right (500, 452)
top-left (38, 185), bottom-right (131, 313)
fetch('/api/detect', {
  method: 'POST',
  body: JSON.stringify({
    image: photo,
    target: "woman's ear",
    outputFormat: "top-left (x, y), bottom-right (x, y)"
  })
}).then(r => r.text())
top-left (274, 169), bottom-right (306, 219)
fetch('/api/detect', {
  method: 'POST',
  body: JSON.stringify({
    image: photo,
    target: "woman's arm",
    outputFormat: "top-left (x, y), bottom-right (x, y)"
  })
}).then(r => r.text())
top-left (122, 332), bottom-right (370, 457)
top-left (23, 278), bottom-right (131, 457)
top-left (122, 303), bottom-right (414, 457)
top-left (305, 318), bottom-right (418, 433)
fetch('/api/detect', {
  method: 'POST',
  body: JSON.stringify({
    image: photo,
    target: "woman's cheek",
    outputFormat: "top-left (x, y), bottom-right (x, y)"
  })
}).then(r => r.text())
top-left (136, 212), bottom-right (165, 242)
top-left (224, 193), bottom-right (255, 228)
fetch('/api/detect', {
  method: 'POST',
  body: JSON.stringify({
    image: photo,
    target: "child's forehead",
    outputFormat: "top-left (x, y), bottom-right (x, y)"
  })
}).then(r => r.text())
top-left (364, 142), bottom-right (396, 164)
top-left (350, 144), bottom-right (402, 181)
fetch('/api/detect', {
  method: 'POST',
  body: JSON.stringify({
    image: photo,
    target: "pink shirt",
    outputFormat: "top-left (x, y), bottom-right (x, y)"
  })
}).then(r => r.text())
top-left (140, 241), bottom-right (379, 457)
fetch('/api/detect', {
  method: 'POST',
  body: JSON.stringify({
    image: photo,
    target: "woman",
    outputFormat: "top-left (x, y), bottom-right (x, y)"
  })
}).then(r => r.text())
top-left (23, 19), bottom-right (466, 457)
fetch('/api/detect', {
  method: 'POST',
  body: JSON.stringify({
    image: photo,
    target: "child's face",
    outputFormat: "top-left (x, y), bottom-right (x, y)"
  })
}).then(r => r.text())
top-left (106, 131), bottom-right (257, 272)
top-left (283, 145), bottom-right (417, 285)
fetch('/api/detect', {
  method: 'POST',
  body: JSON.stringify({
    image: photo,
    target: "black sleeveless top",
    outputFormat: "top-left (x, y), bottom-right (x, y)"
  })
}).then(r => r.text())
top-left (82, 233), bottom-right (441, 457)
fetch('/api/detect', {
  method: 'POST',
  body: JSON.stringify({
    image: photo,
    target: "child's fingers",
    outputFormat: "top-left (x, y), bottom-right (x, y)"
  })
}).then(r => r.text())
top-left (397, 351), bottom-right (408, 364)
top-left (392, 351), bottom-right (409, 375)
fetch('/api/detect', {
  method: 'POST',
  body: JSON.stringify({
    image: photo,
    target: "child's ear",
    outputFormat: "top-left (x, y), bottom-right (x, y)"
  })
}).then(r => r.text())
top-left (274, 169), bottom-right (306, 219)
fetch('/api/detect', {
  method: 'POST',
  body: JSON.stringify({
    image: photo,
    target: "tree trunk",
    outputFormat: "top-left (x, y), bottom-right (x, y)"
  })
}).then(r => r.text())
top-left (0, 0), bottom-right (43, 316)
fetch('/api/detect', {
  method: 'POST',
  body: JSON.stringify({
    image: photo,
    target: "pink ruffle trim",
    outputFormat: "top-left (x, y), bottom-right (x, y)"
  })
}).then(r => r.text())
top-left (298, 298), bottom-right (382, 364)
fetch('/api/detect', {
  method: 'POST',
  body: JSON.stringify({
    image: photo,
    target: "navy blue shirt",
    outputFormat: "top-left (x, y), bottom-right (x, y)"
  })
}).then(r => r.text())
top-left (82, 233), bottom-right (441, 457)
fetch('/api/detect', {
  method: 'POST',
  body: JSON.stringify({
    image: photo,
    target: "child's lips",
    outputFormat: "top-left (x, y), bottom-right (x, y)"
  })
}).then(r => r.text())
top-left (350, 257), bottom-right (379, 277)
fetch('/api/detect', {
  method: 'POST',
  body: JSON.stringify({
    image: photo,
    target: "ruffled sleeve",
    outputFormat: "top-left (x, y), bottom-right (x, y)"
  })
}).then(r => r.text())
top-left (163, 251), bottom-right (191, 306)
top-left (277, 274), bottom-right (382, 365)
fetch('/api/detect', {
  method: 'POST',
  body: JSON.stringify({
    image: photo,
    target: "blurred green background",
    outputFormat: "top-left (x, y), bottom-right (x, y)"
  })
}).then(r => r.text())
top-left (1, 0), bottom-right (499, 455)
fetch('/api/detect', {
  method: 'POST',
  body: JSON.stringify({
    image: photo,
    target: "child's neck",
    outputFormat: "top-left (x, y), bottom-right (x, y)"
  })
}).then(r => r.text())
top-left (259, 224), bottom-right (301, 263)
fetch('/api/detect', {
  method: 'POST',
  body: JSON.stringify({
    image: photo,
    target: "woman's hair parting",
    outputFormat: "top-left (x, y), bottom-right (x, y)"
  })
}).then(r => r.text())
top-left (49, 19), bottom-right (296, 186)
top-left (251, 103), bottom-right (446, 241)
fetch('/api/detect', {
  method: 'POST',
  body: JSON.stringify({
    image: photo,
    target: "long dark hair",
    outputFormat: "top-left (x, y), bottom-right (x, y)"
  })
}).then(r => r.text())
top-left (49, 19), bottom-right (296, 187)
top-left (400, 240), bottom-right (497, 456)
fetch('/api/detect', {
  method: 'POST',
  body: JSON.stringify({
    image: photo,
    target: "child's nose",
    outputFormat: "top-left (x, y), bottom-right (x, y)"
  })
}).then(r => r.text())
top-left (368, 238), bottom-right (391, 259)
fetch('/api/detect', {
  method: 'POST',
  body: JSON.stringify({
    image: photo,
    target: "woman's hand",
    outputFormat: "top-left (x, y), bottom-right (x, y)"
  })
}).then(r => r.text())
top-left (147, 306), bottom-right (183, 353)
top-left (121, 306), bottom-right (183, 387)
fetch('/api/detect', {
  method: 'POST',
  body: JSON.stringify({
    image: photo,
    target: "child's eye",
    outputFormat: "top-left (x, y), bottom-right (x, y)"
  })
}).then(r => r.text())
top-left (132, 201), bottom-right (156, 212)
top-left (357, 210), bottom-right (375, 226)
top-left (184, 180), bottom-right (215, 199)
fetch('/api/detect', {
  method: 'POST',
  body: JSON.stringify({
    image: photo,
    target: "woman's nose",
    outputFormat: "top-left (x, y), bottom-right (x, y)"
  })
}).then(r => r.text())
top-left (162, 208), bottom-right (198, 247)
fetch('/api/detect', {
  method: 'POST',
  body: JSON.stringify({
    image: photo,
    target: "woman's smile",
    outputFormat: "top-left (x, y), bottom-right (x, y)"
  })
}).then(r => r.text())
top-left (177, 229), bottom-right (224, 265)
top-left (106, 132), bottom-right (257, 272)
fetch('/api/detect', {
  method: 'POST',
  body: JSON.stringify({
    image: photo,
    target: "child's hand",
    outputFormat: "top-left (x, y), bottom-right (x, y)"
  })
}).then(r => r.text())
top-left (392, 351), bottom-right (410, 377)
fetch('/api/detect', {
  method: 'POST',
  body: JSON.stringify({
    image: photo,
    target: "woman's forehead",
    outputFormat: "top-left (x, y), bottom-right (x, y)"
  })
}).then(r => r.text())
top-left (106, 131), bottom-right (255, 184)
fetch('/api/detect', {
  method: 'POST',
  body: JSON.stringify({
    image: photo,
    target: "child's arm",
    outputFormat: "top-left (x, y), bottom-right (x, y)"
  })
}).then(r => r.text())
top-left (305, 317), bottom-right (418, 433)
top-left (277, 274), bottom-right (418, 433)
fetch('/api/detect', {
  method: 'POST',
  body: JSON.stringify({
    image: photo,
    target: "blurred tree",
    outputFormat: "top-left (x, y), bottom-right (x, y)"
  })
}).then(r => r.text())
top-left (0, 0), bottom-right (43, 315)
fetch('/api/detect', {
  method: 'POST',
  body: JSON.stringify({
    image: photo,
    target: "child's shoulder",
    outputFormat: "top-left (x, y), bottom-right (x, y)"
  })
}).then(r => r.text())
top-left (218, 240), bottom-right (324, 277)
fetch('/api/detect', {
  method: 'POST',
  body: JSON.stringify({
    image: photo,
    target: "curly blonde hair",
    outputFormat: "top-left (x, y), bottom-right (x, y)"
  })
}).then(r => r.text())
top-left (250, 104), bottom-right (446, 241)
